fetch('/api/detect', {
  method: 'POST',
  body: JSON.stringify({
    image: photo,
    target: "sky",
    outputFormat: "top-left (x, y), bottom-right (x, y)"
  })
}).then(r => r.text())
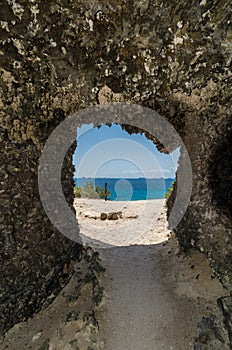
top-left (73, 124), bottom-right (180, 179)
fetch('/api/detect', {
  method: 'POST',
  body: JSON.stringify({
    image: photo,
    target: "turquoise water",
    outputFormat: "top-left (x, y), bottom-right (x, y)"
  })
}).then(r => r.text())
top-left (74, 178), bottom-right (175, 201)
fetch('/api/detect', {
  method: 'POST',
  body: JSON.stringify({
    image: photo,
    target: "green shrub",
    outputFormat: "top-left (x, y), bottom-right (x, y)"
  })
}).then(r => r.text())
top-left (74, 186), bottom-right (82, 198)
top-left (95, 185), bottom-right (111, 199)
top-left (74, 181), bottom-right (111, 200)
top-left (82, 181), bottom-right (99, 198)
top-left (165, 181), bottom-right (175, 203)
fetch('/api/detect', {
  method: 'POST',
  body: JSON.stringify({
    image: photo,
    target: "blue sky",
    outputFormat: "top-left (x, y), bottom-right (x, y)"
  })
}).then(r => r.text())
top-left (73, 124), bottom-right (180, 178)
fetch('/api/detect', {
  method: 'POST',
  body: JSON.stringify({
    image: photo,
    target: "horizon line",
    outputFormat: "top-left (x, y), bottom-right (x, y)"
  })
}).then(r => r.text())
top-left (74, 176), bottom-right (176, 180)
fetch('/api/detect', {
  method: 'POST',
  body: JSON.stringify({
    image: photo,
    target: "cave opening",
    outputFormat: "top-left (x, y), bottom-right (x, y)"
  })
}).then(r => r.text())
top-left (71, 123), bottom-right (180, 248)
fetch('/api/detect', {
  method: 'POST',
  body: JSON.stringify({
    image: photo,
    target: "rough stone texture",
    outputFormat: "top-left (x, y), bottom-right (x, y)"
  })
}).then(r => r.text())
top-left (0, 120), bottom-right (82, 333)
top-left (0, 0), bottom-right (232, 341)
top-left (0, 248), bottom-right (105, 350)
top-left (194, 297), bottom-right (232, 349)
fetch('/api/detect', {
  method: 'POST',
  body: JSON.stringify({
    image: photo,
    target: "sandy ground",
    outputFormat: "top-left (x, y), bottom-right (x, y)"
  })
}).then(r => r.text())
top-left (0, 198), bottom-right (229, 350)
top-left (75, 198), bottom-right (168, 247)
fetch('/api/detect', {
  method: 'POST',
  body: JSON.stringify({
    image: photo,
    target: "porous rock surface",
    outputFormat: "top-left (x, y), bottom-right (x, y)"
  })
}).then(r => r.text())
top-left (194, 297), bottom-right (232, 349)
top-left (0, 0), bottom-right (231, 345)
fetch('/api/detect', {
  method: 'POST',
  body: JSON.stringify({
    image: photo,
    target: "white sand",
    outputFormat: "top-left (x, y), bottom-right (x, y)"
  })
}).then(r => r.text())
top-left (74, 198), bottom-right (169, 247)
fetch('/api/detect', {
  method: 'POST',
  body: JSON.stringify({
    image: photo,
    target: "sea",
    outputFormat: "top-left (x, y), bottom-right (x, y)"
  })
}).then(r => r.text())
top-left (74, 178), bottom-right (175, 201)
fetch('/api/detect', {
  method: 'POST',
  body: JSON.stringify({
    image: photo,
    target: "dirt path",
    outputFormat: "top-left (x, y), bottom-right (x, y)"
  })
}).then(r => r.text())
top-left (98, 242), bottom-right (220, 350)
top-left (76, 199), bottom-right (230, 350)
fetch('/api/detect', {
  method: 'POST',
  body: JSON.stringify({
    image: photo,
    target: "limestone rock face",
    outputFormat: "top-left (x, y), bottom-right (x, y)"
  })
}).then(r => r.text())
top-left (194, 297), bottom-right (232, 349)
top-left (0, 0), bottom-right (231, 338)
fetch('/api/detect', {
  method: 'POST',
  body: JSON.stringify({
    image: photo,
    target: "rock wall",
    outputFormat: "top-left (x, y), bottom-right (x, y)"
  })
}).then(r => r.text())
top-left (194, 297), bottom-right (232, 349)
top-left (0, 0), bottom-right (231, 337)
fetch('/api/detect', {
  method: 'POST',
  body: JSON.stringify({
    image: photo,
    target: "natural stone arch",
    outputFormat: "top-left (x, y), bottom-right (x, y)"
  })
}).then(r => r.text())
top-left (38, 104), bottom-right (191, 245)
top-left (0, 0), bottom-right (231, 338)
